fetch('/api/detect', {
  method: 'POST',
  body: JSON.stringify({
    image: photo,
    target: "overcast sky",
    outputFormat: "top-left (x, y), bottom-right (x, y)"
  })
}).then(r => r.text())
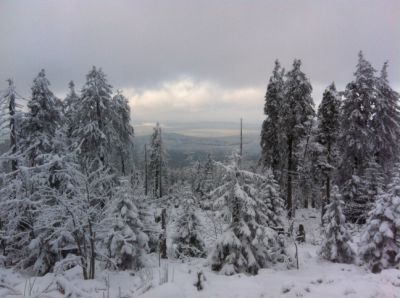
top-left (0, 0), bottom-right (399, 125)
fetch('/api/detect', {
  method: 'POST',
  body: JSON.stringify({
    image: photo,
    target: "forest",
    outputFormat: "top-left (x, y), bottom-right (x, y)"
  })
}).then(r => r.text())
top-left (0, 51), bottom-right (399, 297)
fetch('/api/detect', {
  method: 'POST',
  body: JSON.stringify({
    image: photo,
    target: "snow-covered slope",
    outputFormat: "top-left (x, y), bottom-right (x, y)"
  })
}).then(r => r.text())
top-left (1, 209), bottom-right (399, 298)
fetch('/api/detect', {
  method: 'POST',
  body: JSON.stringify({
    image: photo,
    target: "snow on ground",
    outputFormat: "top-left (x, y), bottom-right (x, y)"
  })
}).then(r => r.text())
top-left (1, 209), bottom-right (399, 298)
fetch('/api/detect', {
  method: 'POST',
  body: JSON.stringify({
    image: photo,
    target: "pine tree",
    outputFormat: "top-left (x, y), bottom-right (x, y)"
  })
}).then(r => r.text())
top-left (19, 69), bottom-right (61, 166)
top-left (372, 61), bottom-right (400, 173)
top-left (148, 122), bottom-right (167, 199)
top-left (319, 186), bottom-right (355, 263)
top-left (110, 92), bottom-right (134, 176)
top-left (210, 161), bottom-right (286, 275)
top-left (63, 80), bottom-right (79, 138)
top-left (71, 66), bottom-right (113, 167)
top-left (105, 178), bottom-right (148, 270)
top-left (0, 70), bottom-right (63, 273)
top-left (359, 164), bottom-right (400, 273)
top-left (0, 79), bottom-right (19, 172)
top-left (172, 182), bottom-right (205, 258)
top-left (281, 59), bottom-right (315, 217)
top-left (317, 83), bottom-right (341, 218)
top-left (340, 52), bottom-right (378, 222)
top-left (202, 153), bottom-right (214, 193)
top-left (260, 60), bottom-right (285, 177)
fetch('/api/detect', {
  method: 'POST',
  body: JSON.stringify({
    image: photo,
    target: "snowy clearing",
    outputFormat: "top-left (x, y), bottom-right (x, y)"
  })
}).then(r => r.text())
top-left (1, 209), bottom-right (399, 298)
top-left (1, 244), bottom-right (399, 298)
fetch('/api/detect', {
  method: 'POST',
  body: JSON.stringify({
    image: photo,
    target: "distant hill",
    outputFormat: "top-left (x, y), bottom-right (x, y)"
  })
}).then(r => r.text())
top-left (134, 131), bottom-right (260, 168)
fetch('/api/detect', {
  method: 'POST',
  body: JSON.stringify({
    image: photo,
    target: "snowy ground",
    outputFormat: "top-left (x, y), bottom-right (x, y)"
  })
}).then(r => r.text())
top-left (1, 209), bottom-right (399, 298)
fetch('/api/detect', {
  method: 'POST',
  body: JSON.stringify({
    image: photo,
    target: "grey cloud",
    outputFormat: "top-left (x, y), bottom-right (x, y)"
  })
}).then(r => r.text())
top-left (0, 0), bottom-right (399, 122)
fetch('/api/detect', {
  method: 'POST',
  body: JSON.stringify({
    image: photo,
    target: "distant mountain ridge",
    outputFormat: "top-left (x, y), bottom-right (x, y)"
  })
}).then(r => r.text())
top-left (134, 131), bottom-right (260, 168)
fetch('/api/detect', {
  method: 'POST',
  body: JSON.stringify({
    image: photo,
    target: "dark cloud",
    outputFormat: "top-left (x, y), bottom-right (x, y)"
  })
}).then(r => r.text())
top-left (0, 0), bottom-right (399, 122)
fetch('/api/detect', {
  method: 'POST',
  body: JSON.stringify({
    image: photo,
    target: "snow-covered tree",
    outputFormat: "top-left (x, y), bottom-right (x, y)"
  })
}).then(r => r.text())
top-left (319, 186), bottom-right (355, 263)
top-left (0, 166), bottom-right (48, 271)
top-left (341, 173), bottom-right (368, 224)
top-left (359, 164), bottom-right (400, 273)
top-left (0, 70), bottom-right (64, 274)
top-left (148, 122), bottom-right (167, 198)
top-left (0, 79), bottom-right (19, 172)
top-left (210, 161), bottom-right (286, 275)
top-left (172, 182), bottom-right (205, 258)
top-left (260, 60), bottom-right (285, 177)
top-left (362, 160), bottom-right (385, 205)
top-left (48, 158), bottom-right (113, 279)
top-left (63, 80), bottom-right (80, 138)
top-left (202, 153), bottom-right (215, 193)
top-left (281, 59), bottom-right (315, 217)
top-left (339, 52), bottom-right (377, 222)
top-left (19, 69), bottom-right (61, 166)
top-left (371, 61), bottom-right (400, 174)
top-left (317, 83), bottom-right (341, 216)
top-left (104, 178), bottom-right (148, 270)
top-left (110, 92), bottom-right (134, 175)
top-left (71, 66), bottom-right (114, 167)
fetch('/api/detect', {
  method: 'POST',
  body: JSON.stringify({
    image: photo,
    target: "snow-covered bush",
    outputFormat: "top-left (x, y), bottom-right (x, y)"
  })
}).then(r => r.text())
top-left (359, 164), bottom-right (400, 273)
top-left (319, 186), bottom-right (355, 263)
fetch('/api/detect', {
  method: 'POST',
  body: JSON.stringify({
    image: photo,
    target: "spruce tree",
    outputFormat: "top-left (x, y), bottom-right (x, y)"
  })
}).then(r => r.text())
top-left (317, 83), bottom-right (341, 218)
top-left (19, 69), bottom-right (61, 166)
top-left (210, 161), bottom-right (286, 275)
top-left (0, 70), bottom-right (62, 273)
top-left (202, 153), bottom-right (214, 193)
top-left (0, 79), bottom-right (19, 172)
top-left (260, 60), bottom-right (285, 177)
top-left (281, 59), bottom-right (315, 217)
top-left (71, 66), bottom-right (113, 167)
top-left (63, 80), bottom-right (79, 138)
top-left (372, 61), bottom-right (400, 173)
top-left (148, 123), bottom-right (168, 258)
top-left (105, 178), bottom-right (148, 270)
top-left (172, 183), bottom-right (205, 258)
top-left (148, 122), bottom-right (167, 198)
top-left (340, 52), bottom-right (378, 222)
top-left (319, 186), bottom-right (355, 263)
top-left (359, 164), bottom-right (400, 273)
top-left (110, 92), bottom-right (134, 175)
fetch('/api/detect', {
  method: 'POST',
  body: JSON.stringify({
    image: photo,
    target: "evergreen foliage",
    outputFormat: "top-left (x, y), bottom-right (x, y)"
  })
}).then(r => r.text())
top-left (105, 178), bottom-right (148, 270)
top-left (359, 164), bottom-right (400, 273)
top-left (260, 60), bottom-right (285, 176)
top-left (210, 161), bottom-right (286, 275)
top-left (172, 182), bottom-right (206, 258)
top-left (319, 186), bottom-right (355, 263)
top-left (280, 59), bottom-right (315, 217)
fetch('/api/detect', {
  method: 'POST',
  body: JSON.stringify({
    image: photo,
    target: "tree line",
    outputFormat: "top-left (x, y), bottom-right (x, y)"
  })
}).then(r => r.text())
top-left (0, 50), bottom-right (399, 279)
